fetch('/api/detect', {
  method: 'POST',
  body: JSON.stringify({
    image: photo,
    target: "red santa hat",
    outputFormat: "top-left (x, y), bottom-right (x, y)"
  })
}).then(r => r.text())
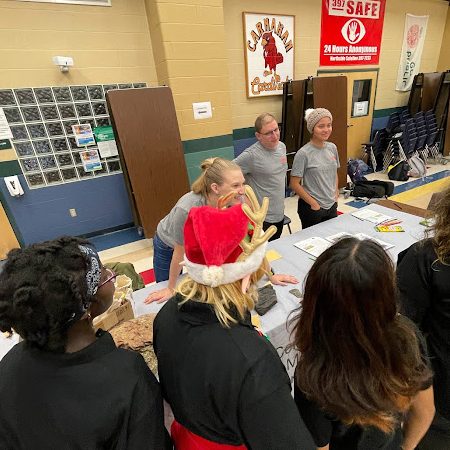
top-left (183, 187), bottom-right (275, 287)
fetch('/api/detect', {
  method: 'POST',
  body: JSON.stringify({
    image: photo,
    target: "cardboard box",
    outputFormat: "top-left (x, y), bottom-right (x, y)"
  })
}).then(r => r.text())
top-left (93, 299), bottom-right (134, 332)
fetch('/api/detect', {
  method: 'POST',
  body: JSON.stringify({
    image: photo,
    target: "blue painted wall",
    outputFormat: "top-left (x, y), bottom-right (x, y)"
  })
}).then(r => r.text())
top-left (234, 137), bottom-right (257, 158)
top-left (0, 174), bottom-right (133, 246)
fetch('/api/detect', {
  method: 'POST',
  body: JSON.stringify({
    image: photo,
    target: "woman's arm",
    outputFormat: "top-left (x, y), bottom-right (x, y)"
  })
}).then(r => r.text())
top-left (263, 257), bottom-right (298, 286)
top-left (402, 386), bottom-right (435, 450)
top-left (145, 243), bottom-right (184, 304)
top-left (289, 175), bottom-right (320, 210)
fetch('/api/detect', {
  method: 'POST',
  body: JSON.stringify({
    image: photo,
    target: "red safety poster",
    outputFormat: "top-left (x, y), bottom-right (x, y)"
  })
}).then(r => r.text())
top-left (320, 0), bottom-right (386, 66)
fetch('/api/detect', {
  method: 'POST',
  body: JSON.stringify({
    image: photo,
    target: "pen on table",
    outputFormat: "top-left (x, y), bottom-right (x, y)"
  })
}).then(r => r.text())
top-left (393, 202), bottom-right (403, 210)
top-left (354, 215), bottom-right (365, 221)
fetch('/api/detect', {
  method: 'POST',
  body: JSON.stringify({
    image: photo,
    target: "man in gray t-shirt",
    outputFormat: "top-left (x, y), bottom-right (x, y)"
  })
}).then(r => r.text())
top-left (233, 113), bottom-right (288, 241)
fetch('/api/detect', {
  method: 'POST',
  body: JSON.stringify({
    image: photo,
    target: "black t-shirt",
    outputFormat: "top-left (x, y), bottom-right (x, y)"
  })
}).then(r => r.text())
top-left (0, 330), bottom-right (171, 450)
top-left (154, 295), bottom-right (315, 450)
top-left (397, 239), bottom-right (450, 421)
top-left (293, 316), bottom-right (432, 450)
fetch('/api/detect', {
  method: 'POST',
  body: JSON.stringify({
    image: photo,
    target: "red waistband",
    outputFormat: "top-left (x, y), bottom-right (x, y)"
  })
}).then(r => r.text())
top-left (171, 420), bottom-right (248, 450)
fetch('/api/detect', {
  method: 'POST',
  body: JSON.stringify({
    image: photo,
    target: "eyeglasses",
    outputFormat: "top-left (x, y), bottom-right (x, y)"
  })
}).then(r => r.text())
top-left (98, 267), bottom-right (117, 289)
top-left (259, 127), bottom-right (280, 136)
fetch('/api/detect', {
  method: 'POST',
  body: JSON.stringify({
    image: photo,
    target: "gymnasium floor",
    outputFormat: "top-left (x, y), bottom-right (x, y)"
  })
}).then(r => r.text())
top-left (95, 160), bottom-right (450, 287)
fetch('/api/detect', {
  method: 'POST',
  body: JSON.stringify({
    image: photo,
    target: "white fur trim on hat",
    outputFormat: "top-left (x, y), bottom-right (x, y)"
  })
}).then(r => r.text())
top-left (184, 243), bottom-right (267, 287)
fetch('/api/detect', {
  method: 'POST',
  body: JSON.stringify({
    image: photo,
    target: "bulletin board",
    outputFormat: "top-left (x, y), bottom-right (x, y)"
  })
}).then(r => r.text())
top-left (0, 83), bottom-right (147, 189)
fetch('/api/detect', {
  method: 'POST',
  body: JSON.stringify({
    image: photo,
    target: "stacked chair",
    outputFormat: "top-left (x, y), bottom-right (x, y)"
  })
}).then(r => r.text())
top-left (412, 111), bottom-right (429, 162)
top-left (424, 110), bottom-right (445, 164)
top-left (382, 109), bottom-right (447, 172)
top-left (361, 129), bottom-right (387, 171)
top-left (362, 107), bottom-right (447, 173)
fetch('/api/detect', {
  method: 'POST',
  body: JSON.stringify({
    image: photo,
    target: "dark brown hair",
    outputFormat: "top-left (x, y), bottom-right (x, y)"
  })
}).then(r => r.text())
top-left (290, 238), bottom-right (431, 432)
top-left (427, 183), bottom-right (450, 264)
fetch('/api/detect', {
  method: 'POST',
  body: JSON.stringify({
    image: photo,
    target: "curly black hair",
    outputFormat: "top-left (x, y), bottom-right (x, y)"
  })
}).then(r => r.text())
top-left (0, 236), bottom-right (94, 353)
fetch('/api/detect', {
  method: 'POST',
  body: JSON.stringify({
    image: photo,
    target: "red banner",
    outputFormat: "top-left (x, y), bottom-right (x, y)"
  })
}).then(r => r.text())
top-left (320, 0), bottom-right (386, 66)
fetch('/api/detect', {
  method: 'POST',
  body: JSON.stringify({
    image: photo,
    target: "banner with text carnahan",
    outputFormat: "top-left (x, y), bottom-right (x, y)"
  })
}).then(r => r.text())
top-left (320, 0), bottom-right (386, 66)
top-left (243, 12), bottom-right (294, 98)
top-left (395, 14), bottom-right (428, 92)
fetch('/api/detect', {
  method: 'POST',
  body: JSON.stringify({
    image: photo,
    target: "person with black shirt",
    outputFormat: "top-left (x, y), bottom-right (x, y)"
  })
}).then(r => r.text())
top-left (154, 186), bottom-right (315, 450)
top-left (397, 185), bottom-right (450, 450)
top-left (0, 236), bottom-right (171, 450)
top-left (290, 238), bottom-right (434, 450)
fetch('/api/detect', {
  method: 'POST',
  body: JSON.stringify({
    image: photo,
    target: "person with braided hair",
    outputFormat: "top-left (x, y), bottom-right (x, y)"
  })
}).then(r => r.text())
top-left (0, 236), bottom-right (171, 450)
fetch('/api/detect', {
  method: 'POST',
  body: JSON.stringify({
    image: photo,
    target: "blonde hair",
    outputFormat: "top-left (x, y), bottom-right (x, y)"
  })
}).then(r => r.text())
top-left (191, 158), bottom-right (241, 198)
top-left (175, 264), bottom-right (266, 327)
top-left (255, 113), bottom-right (277, 133)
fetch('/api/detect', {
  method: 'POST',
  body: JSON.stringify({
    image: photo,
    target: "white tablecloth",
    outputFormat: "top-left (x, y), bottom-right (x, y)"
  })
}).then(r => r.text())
top-left (132, 204), bottom-right (427, 382)
top-left (1, 204), bottom-right (427, 369)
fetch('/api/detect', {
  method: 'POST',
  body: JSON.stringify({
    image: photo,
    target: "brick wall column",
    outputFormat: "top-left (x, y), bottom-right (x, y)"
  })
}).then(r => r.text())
top-left (144, 0), bottom-right (233, 141)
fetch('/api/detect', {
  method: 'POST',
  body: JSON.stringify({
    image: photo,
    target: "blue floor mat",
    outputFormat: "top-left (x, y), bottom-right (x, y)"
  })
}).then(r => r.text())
top-left (88, 227), bottom-right (144, 252)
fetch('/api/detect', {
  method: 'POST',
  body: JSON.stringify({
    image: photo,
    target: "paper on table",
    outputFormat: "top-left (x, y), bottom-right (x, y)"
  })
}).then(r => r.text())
top-left (266, 249), bottom-right (282, 262)
top-left (355, 232), bottom-right (394, 250)
top-left (251, 314), bottom-right (261, 330)
top-left (326, 231), bottom-right (354, 244)
top-left (351, 208), bottom-right (393, 224)
top-left (294, 236), bottom-right (331, 258)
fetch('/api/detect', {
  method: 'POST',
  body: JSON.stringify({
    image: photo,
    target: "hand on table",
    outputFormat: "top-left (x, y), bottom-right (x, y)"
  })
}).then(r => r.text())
top-left (144, 287), bottom-right (173, 304)
top-left (269, 274), bottom-right (299, 286)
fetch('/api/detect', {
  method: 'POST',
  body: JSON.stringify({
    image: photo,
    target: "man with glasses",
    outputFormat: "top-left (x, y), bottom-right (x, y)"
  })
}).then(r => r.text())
top-left (233, 113), bottom-right (288, 240)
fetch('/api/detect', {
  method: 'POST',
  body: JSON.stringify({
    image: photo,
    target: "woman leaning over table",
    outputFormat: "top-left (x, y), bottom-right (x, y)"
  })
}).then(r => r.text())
top-left (146, 157), bottom-right (298, 304)
top-left (289, 108), bottom-right (339, 229)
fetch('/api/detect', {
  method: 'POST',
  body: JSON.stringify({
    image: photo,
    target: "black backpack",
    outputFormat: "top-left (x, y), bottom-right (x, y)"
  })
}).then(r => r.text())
top-left (388, 161), bottom-right (410, 181)
top-left (352, 180), bottom-right (394, 199)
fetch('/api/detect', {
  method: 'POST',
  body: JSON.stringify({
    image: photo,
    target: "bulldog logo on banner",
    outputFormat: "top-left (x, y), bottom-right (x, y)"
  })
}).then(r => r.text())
top-left (243, 13), bottom-right (295, 98)
top-left (320, 0), bottom-right (386, 66)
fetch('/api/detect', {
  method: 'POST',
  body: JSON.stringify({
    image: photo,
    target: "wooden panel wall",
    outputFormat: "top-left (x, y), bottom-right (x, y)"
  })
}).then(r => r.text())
top-left (107, 87), bottom-right (190, 238)
top-left (312, 76), bottom-right (348, 188)
top-left (422, 72), bottom-right (442, 112)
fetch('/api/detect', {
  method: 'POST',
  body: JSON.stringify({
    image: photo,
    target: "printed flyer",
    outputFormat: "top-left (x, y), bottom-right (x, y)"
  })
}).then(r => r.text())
top-left (320, 0), bottom-right (386, 66)
top-left (80, 149), bottom-right (102, 172)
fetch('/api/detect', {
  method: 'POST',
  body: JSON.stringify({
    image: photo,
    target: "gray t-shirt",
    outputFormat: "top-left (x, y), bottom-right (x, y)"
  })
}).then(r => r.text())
top-left (233, 141), bottom-right (288, 223)
top-left (291, 141), bottom-right (340, 209)
top-left (156, 191), bottom-right (206, 248)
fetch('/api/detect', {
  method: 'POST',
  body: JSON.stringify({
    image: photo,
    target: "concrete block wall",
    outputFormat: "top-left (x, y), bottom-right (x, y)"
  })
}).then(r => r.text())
top-left (0, 0), bottom-right (158, 90)
top-left (223, 0), bottom-right (449, 130)
top-left (144, 0), bottom-right (233, 142)
top-left (0, 0), bottom-right (159, 245)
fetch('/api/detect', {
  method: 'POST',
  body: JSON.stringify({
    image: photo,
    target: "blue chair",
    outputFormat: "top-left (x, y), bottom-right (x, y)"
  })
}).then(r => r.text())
top-left (283, 215), bottom-right (292, 234)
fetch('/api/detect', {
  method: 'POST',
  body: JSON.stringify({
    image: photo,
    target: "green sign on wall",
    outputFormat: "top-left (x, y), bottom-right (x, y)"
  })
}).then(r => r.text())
top-left (0, 139), bottom-right (12, 150)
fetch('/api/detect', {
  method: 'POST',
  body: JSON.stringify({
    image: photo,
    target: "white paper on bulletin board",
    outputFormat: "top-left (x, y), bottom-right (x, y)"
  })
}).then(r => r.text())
top-left (98, 140), bottom-right (118, 158)
top-left (0, 108), bottom-right (13, 140)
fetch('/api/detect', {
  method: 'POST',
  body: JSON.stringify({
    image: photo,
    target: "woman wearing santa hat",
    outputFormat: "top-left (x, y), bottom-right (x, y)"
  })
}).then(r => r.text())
top-left (289, 108), bottom-right (340, 229)
top-left (153, 186), bottom-right (315, 450)
top-left (146, 157), bottom-right (298, 304)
